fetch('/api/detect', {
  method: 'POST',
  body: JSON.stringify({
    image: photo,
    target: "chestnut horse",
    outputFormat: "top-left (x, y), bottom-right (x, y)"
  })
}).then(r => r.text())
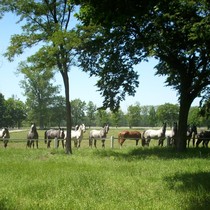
top-left (118, 130), bottom-right (141, 147)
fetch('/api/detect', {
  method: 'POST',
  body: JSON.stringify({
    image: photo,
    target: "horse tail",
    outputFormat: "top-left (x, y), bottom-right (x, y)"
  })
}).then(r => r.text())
top-left (141, 130), bottom-right (146, 146)
top-left (44, 131), bottom-right (47, 144)
top-left (118, 132), bottom-right (122, 144)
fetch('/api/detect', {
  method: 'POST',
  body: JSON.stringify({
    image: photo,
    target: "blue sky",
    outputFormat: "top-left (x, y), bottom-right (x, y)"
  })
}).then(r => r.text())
top-left (0, 13), bottom-right (200, 112)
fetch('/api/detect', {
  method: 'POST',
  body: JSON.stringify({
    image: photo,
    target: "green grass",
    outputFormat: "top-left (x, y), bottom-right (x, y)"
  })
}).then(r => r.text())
top-left (1, 129), bottom-right (210, 209)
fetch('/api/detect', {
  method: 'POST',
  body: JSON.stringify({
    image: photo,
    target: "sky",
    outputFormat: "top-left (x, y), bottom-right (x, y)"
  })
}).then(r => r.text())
top-left (0, 13), bottom-right (201, 112)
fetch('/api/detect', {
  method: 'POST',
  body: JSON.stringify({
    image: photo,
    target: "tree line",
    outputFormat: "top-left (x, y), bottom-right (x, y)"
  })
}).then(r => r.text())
top-left (1, 92), bottom-right (209, 129)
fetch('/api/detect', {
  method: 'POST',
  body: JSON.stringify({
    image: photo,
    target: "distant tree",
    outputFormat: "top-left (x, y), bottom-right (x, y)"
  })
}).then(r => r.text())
top-left (4, 98), bottom-right (26, 128)
top-left (0, 93), bottom-right (6, 127)
top-left (110, 109), bottom-right (124, 128)
top-left (156, 103), bottom-right (179, 127)
top-left (18, 61), bottom-right (60, 129)
top-left (95, 109), bottom-right (109, 127)
top-left (47, 96), bottom-right (66, 127)
top-left (126, 103), bottom-right (141, 128)
top-left (85, 101), bottom-right (97, 127)
top-left (148, 106), bottom-right (157, 127)
top-left (71, 99), bottom-right (86, 126)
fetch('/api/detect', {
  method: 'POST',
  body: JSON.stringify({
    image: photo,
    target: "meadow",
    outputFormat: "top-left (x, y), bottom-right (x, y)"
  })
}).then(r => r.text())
top-left (1, 128), bottom-right (210, 210)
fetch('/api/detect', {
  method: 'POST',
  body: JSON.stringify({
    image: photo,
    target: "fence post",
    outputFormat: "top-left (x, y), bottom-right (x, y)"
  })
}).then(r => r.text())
top-left (54, 137), bottom-right (58, 149)
top-left (110, 136), bottom-right (114, 148)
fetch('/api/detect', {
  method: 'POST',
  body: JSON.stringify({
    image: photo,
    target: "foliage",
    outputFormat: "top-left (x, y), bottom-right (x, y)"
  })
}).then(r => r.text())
top-left (85, 101), bottom-right (97, 127)
top-left (126, 102), bottom-right (141, 128)
top-left (71, 99), bottom-right (86, 125)
top-left (75, 0), bottom-right (210, 151)
top-left (18, 60), bottom-right (60, 128)
top-left (156, 103), bottom-right (179, 126)
top-left (0, 94), bottom-right (26, 127)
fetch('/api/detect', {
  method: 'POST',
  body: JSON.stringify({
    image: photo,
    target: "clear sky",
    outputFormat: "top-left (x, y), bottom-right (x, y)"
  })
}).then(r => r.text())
top-left (0, 13), bottom-right (200, 112)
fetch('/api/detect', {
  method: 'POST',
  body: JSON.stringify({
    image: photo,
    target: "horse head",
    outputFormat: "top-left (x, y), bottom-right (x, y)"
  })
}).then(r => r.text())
top-left (104, 124), bottom-right (109, 134)
top-left (162, 122), bottom-right (167, 135)
top-left (2, 127), bottom-right (10, 138)
top-left (81, 124), bottom-right (86, 133)
top-left (30, 123), bottom-right (37, 133)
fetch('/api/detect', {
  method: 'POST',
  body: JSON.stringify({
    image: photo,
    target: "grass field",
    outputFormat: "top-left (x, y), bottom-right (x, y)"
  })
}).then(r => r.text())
top-left (1, 128), bottom-right (210, 210)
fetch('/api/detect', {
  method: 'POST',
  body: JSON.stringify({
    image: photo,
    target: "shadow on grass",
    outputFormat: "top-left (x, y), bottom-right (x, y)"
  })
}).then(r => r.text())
top-left (92, 146), bottom-right (210, 160)
top-left (164, 171), bottom-right (210, 210)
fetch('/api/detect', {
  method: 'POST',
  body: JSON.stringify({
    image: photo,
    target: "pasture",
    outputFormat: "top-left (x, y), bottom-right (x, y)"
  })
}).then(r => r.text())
top-left (1, 128), bottom-right (210, 210)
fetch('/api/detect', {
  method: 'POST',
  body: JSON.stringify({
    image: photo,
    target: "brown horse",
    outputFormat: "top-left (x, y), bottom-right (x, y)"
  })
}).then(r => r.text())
top-left (118, 130), bottom-right (141, 146)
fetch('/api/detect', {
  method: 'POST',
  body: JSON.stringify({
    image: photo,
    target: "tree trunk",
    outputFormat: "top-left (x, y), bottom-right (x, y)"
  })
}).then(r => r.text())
top-left (61, 71), bottom-right (72, 154)
top-left (176, 95), bottom-right (192, 152)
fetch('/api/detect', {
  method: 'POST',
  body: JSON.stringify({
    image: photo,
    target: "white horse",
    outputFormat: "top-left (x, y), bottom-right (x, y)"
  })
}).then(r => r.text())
top-left (89, 124), bottom-right (109, 148)
top-left (142, 122), bottom-right (166, 146)
top-left (64, 124), bottom-right (86, 148)
top-left (0, 127), bottom-right (10, 148)
top-left (165, 122), bottom-right (177, 146)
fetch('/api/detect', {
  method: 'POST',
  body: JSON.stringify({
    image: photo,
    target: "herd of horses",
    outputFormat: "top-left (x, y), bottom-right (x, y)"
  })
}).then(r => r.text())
top-left (1, 122), bottom-right (210, 149)
top-left (118, 122), bottom-right (210, 148)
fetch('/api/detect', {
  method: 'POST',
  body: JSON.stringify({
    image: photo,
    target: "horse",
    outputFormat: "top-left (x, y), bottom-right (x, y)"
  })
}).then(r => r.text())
top-left (142, 122), bottom-right (167, 146)
top-left (118, 130), bottom-right (141, 147)
top-left (89, 124), bottom-right (109, 148)
top-left (187, 124), bottom-right (197, 147)
top-left (0, 127), bottom-right (10, 148)
top-left (196, 130), bottom-right (210, 148)
top-left (44, 127), bottom-right (65, 148)
top-left (27, 123), bottom-right (39, 148)
top-left (71, 124), bottom-right (86, 148)
top-left (165, 122), bottom-right (177, 146)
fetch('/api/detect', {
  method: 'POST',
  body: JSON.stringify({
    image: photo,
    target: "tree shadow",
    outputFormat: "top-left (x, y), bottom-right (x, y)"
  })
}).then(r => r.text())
top-left (92, 147), bottom-right (210, 160)
top-left (164, 171), bottom-right (210, 210)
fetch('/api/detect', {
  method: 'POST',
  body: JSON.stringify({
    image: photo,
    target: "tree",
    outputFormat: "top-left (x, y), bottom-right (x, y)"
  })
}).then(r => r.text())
top-left (156, 103), bottom-right (179, 127)
top-left (18, 60), bottom-right (60, 129)
top-left (85, 101), bottom-right (97, 127)
top-left (1, 0), bottom-right (82, 154)
top-left (47, 96), bottom-right (66, 127)
top-left (126, 103), bottom-right (141, 128)
top-left (149, 1), bottom-right (210, 150)
top-left (4, 98), bottom-right (27, 128)
top-left (0, 93), bottom-right (6, 127)
top-left (110, 109), bottom-right (124, 127)
top-left (71, 99), bottom-right (86, 126)
top-left (148, 106), bottom-right (157, 127)
top-left (76, 0), bottom-right (210, 151)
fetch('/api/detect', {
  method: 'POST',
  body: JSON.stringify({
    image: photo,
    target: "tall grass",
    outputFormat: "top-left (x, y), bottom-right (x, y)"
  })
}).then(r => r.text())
top-left (1, 129), bottom-right (210, 209)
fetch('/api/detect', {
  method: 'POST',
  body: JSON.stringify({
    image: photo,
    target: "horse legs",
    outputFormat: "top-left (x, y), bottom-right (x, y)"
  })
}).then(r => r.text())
top-left (89, 137), bottom-right (93, 148)
top-left (61, 140), bottom-right (64, 149)
top-left (136, 139), bottom-right (139, 146)
top-left (74, 139), bottom-right (77, 147)
top-left (102, 139), bottom-right (105, 148)
top-left (94, 139), bottom-right (97, 148)
top-left (47, 139), bottom-right (51, 148)
top-left (36, 140), bottom-right (38, 149)
top-left (3, 139), bottom-right (8, 148)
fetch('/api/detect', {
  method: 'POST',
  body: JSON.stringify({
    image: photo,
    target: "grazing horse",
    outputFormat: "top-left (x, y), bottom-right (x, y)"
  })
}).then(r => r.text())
top-left (89, 124), bottom-right (109, 148)
top-left (142, 122), bottom-right (167, 146)
top-left (196, 131), bottom-right (210, 148)
top-left (187, 124), bottom-right (197, 147)
top-left (27, 123), bottom-right (39, 148)
top-left (71, 124), bottom-right (86, 148)
top-left (118, 130), bottom-right (141, 147)
top-left (165, 122), bottom-right (177, 146)
top-left (44, 128), bottom-right (65, 148)
top-left (0, 127), bottom-right (10, 148)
